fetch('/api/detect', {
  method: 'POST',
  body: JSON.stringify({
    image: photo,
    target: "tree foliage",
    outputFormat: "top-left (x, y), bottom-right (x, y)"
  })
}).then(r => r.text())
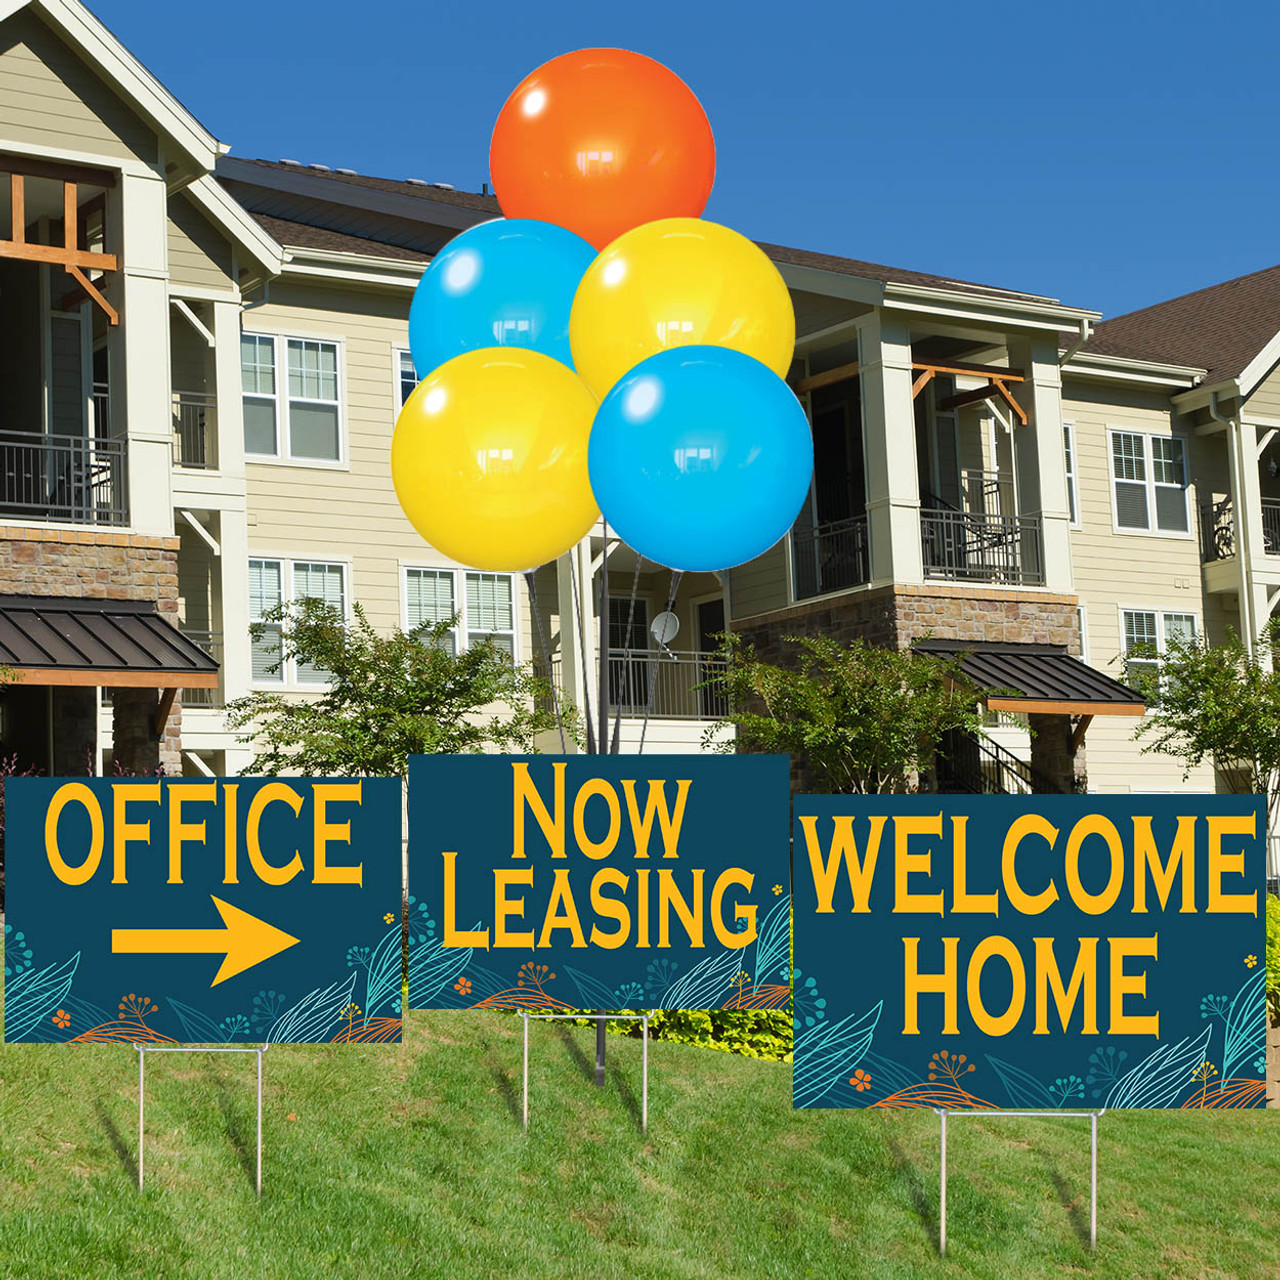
top-left (1130, 619), bottom-right (1280, 818)
top-left (226, 599), bottom-right (567, 777)
top-left (704, 633), bottom-right (981, 793)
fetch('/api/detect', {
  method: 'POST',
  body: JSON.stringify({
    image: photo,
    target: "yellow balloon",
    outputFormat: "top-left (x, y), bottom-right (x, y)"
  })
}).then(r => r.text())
top-left (569, 217), bottom-right (796, 399)
top-left (391, 348), bottom-right (599, 572)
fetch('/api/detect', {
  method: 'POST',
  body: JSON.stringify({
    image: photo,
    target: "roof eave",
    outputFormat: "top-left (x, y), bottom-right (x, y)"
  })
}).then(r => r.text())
top-left (279, 246), bottom-right (426, 291)
top-left (1062, 350), bottom-right (1206, 389)
top-left (882, 281), bottom-right (1101, 334)
top-left (184, 174), bottom-right (285, 280)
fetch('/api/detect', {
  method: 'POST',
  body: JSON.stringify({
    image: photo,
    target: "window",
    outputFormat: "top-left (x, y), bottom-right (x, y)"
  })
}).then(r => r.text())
top-left (1076, 605), bottom-right (1088, 661)
top-left (249, 556), bottom-right (347, 685)
top-left (397, 350), bottom-right (418, 408)
top-left (1063, 423), bottom-right (1078, 525)
top-left (242, 333), bottom-right (342, 462)
top-left (404, 567), bottom-right (516, 660)
top-left (1122, 609), bottom-right (1196, 685)
top-left (1110, 430), bottom-right (1189, 534)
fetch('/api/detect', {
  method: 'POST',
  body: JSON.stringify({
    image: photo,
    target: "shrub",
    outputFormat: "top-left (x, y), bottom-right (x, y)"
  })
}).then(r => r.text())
top-left (1267, 894), bottom-right (1279, 1026)
top-left (607, 1008), bottom-right (792, 1062)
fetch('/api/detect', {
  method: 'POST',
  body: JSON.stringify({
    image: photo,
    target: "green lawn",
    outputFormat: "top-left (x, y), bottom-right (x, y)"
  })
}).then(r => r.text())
top-left (0, 1009), bottom-right (1276, 1280)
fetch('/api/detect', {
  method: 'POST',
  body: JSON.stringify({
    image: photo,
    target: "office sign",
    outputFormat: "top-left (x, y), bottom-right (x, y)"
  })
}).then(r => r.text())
top-left (4, 778), bottom-right (402, 1045)
top-left (408, 755), bottom-right (791, 1011)
top-left (792, 795), bottom-right (1267, 1110)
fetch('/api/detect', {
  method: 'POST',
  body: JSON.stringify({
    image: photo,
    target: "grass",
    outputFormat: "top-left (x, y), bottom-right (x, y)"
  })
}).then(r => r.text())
top-left (0, 1008), bottom-right (1276, 1280)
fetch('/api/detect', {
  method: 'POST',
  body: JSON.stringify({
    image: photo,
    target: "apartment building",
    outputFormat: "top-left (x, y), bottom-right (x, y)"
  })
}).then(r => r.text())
top-left (2, 0), bottom-right (1278, 832)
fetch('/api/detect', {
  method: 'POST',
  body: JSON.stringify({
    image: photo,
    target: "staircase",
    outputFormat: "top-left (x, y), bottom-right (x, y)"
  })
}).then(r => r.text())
top-left (936, 728), bottom-right (1066, 795)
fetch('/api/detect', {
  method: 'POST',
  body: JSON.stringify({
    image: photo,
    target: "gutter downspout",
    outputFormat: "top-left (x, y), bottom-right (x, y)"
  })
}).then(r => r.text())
top-left (1210, 391), bottom-right (1254, 653)
top-left (1059, 318), bottom-right (1092, 367)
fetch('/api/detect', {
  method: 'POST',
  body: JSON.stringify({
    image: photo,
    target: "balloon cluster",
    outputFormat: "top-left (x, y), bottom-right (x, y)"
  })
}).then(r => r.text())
top-left (391, 49), bottom-right (814, 574)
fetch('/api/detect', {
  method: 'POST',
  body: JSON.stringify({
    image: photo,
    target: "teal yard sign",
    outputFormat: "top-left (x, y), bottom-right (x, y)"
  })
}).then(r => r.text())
top-left (407, 755), bottom-right (791, 1012)
top-left (4, 778), bottom-right (403, 1045)
top-left (791, 795), bottom-right (1268, 1111)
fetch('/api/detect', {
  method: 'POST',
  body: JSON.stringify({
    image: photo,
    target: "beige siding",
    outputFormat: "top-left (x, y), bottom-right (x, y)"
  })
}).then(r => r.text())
top-left (241, 280), bottom-right (532, 660)
top-left (167, 193), bottom-right (234, 291)
top-left (0, 11), bottom-right (156, 163)
top-left (1063, 377), bottom-right (1233, 793)
top-left (1246, 360), bottom-right (1280, 420)
top-left (729, 540), bottom-right (789, 621)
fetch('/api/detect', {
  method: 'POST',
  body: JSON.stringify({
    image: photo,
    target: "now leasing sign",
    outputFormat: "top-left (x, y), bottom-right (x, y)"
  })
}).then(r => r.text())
top-left (408, 755), bottom-right (791, 1011)
top-left (792, 795), bottom-right (1267, 1111)
top-left (4, 778), bottom-right (402, 1045)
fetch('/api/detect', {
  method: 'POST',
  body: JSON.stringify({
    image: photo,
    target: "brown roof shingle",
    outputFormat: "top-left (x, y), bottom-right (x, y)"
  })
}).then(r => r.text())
top-left (251, 213), bottom-right (433, 265)
top-left (1080, 262), bottom-right (1280, 383)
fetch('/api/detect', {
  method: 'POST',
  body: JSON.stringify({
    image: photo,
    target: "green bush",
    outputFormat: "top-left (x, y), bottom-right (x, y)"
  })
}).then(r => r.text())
top-left (610, 1008), bottom-right (792, 1062)
top-left (1267, 894), bottom-right (1279, 1026)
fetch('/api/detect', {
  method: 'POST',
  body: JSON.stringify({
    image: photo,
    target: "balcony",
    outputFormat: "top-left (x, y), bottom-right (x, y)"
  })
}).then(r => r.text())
top-left (540, 648), bottom-right (729, 720)
top-left (921, 507), bottom-right (1044, 586)
top-left (172, 391), bottom-right (218, 470)
top-left (1199, 497), bottom-right (1280, 562)
top-left (0, 430), bottom-right (128, 526)
top-left (792, 515), bottom-right (871, 600)
top-left (180, 630), bottom-right (224, 707)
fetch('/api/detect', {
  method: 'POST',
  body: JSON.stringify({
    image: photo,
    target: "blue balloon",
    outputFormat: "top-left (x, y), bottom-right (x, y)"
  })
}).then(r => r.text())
top-left (408, 218), bottom-right (596, 379)
top-left (589, 346), bottom-right (814, 572)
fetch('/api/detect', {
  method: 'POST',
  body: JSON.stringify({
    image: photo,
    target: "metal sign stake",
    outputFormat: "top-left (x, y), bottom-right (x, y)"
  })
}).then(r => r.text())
top-left (935, 1108), bottom-right (1104, 1256)
top-left (136, 1042), bottom-right (270, 1196)
top-left (520, 1012), bottom-right (651, 1132)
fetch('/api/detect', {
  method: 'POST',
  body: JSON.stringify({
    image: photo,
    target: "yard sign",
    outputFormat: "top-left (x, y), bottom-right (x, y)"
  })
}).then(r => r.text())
top-left (792, 794), bottom-right (1267, 1110)
top-left (3, 777), bottom-right (403, 1045)
top-left (407, 754), bottom-right (791, 1011)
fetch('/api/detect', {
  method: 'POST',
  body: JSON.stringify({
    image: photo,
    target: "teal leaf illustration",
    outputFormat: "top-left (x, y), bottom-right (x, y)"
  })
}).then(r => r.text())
top-left (363, 926), bottom-right (405, 1017)
top-left (5, 953), bottom-right (80, 1040)
top-left (793, 1002), bottom-right (882, 1108)
top-left (985, 1055), bottom-right (1058, 1110)
top-left (1222, 969), bottom-right (1266, 1082)
top-left (752, 894), bottom-right (791, 985)
top-left (166, 997), bottom-right (229, 1043)
top-left (268, 973), bottom-right (357, 1044)
top-left (565, 966), bottom-right (619, 1011)
top-left (659, 945), bottom-right (742, 1008)
top-left (1106, 1025), bottom-right (1212, 1109)
top-left (862, 1051), bottom-right (918, 1096)
top-left (407, 928), bottom-right (475, 1008)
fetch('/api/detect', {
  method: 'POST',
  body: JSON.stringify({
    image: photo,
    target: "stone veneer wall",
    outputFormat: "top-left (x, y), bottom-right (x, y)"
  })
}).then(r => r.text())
top-left (0, 526), bottom-right (183, 772)
top-left (732, 583), bottom-right (1086, 791)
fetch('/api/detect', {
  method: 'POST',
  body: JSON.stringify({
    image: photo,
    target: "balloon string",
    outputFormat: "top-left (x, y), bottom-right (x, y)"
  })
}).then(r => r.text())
top-left (610, 552), bottom-right (645, 755)
top-left (568, 551), bottom-right (597, 754)
top-left (523, 569), bottom-right (567, 754)
top-left (638, 569), bottom-right (682, 755)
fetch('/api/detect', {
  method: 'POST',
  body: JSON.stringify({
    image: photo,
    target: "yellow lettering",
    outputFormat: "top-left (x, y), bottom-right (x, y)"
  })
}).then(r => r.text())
top-left (45, 782), bottom-right (103, 886)
top-left (1132, 815), bottom-right (1197, 913)
top-left (1207, 812), bottom-right (1258, 914)
top-left (1108, 936), bottom-right (1159, 1036)
top-left (246, 783), bottom-right (304, 885)
top-left (902, 937), bottom-right (958, 1035)
top-left (657, 868), bottom-right (704, 948)
top-left (622, 778), bottom-right (691, 858)
top-left (512, 761), bottom-right (565, 858)
top-left (968, 936), bottom-right (1025, 1037)
top-left (711, 869), bottom-right (755, 948)
top-left (1002, 814), bottom-right (1059, 914)
top-left (538, 868), bottom-right (587, 947)
top-left (573, 778), bottom-right (621, 860)
top-left (1033, 937), bottom-right (1099, 1034)
top-left (113, 782), bottom-right (161, 885)
top-left (1065, 815), bottom-right (1125, 915)
top-left (952, 815), bottom-right (998, 914)
top-left (589, 868), bottom-right (630, 948)
top-left (441, 850), bottom-right (488, 948)
top-left (894, 813), bottom-right (944, 916)
top-left (494, 868), bottom-right (534, 948)
top-left (313, 781), bottom-right (363, 886)
top-left (798, 813), bottom-right (885, 913)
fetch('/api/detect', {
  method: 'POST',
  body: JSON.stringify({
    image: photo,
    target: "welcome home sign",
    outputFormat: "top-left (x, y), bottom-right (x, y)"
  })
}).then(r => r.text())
top-left (407, 754), bottom-right (791, 1012)
top-left (792, 795), bottom-right (1267, 1110)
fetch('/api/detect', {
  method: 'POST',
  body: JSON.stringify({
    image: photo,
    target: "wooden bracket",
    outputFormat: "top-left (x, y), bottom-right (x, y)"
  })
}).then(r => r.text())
top-left (992, 377), bottom-right (1028, 426)
top-left (911, 367), bottom-right (935, 399)
top-left (153, 686), bottom-right (178, 738)
top-left (794, 361), bottom-right (860, 395)
top-left (62, 263), bottom-right (118, 325)
top-left (1070, 714), bottom-right (1094, 754)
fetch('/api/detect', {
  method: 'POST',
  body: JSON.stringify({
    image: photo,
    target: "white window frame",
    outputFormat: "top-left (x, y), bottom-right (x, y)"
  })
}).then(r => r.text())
top-left (1118, 605), bottom-right (1199, 693)
top-left (1106, 428), bottom-right (1192, 539)
top-left (1063, 421), bottom-right (1081, 528)
top-left (248, 554), bottom-right (352, 688)
top-left (401, 564), bottom-right (520, 663)
top-left (1076, 603), bottom-right (1088, 662)
top-left (393, 345), bottom-right (418, 410)
top-left (242, 329), bottom-right (348, 468)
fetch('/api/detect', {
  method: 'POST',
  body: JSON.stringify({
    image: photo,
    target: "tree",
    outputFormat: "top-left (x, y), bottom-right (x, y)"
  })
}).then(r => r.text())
top-left (1130, 618), bottom-right (1280, 839)
top-left (226, 599), bottom-right (568, 777)
top-left (704, 633), bottom-right (981, 793)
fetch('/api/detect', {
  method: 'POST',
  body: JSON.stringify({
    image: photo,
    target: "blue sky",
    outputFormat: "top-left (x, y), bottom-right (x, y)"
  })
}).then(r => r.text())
top-left (95, 0), bottom-right (1278, 319)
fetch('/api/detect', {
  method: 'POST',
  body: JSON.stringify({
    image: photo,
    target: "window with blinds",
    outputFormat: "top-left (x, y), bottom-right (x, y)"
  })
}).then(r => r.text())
top-left (292, 562), bottom-right (345, 684)
top-left (403, 568), bottom-right (515, 660)
top-left (248, 558), bottom-right (284, 682)
top-left (1110, 431), bottom-right (1189, 533)
top-left (1063, 423), bottom-right (1078, 525)
top-left (398, 350), bottom-right (418, 408)
top-left (1123, 609), bottom-right (1196, 686)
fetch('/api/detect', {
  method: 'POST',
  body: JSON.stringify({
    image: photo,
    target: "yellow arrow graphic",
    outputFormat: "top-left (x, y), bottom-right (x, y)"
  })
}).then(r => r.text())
top-left (111, 896), bottom-right (301, 987)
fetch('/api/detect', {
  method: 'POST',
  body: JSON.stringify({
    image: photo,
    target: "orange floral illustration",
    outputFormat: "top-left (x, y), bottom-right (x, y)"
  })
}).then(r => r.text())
top-left (118, 993), bottom-right (158, 1022)
top-left (516, 963), bottom-right (556, 992)
top-left (850, 1069), bottom-right (872, 1092)
top-left (454, 976), bottom-right (472, 996)
top-left (928, 1050), bottom-right (976, 1087)
top-left (51, 1009), bottom-right (71, 1029)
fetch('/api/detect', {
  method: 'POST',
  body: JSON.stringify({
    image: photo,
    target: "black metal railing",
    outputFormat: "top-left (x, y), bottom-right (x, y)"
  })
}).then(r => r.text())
top-left (1198, 497), bottom-right (1280, 562)
top-left (181, 630), bottom-right (223, 707)
top-left (172, 391), bottom-right (218, 469)
top-left (539, 649), bottom-right (729, 720)
top-left (921, 508), bottom-right (1043, 586)
top-left (0, 430), bottom-right (128, 526)
top-left (92, 382), bottom-right (110, 439)
top-left (792, 514), bottom-right (871, 600)
top-left (937, 728), bottom-right (1065, 795)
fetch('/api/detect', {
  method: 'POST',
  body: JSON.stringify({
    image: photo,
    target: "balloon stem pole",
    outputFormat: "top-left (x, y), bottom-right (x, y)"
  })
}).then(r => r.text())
top-left (598, 522), bottom-right (610, 755)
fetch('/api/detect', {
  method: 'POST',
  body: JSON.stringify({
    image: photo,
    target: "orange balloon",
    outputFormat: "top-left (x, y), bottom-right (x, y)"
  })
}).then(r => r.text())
top-left (490, 49), bottom-right (715, 251)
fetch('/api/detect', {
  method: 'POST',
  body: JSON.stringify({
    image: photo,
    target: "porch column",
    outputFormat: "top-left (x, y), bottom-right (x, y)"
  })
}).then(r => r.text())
top-left (1236, 419), bottom-right (1268, 643)
top-left (1028, 712), bottom-right (1084, 793)
top-left (1007, 336), bottom-right (1073, 591)
top-left (113, 170), bottom-right (174, 537)
top-left (112, 687), bottom-right (160, 774)
top-left (857, 312), bottom-right (923, 584)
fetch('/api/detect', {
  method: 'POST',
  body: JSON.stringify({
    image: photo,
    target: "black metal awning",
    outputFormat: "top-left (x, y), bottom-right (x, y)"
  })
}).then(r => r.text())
top-left (0, 595), bottom-right (218, 688)
top-left (912, 639), bottom-right (1145, 717)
